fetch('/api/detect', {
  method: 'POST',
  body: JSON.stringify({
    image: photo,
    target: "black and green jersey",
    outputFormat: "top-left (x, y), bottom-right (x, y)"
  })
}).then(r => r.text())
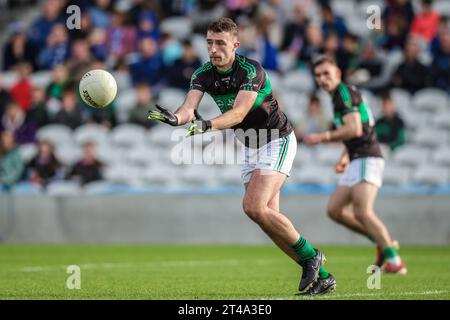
top-left (331, 83), bottom-right (382, 160)
top-left (190, 54), bottom-right (292, 148)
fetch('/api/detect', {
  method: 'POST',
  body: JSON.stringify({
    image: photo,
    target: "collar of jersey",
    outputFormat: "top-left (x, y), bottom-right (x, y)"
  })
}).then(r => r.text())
top-left (214, 58), bottom-right (237, 75)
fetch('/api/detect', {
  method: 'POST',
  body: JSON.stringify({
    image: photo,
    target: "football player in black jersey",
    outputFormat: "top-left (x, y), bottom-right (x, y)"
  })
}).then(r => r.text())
top-left (149, 18), bottom-right (334, 295)
top-left (303, 54), bottom-right (406, 277)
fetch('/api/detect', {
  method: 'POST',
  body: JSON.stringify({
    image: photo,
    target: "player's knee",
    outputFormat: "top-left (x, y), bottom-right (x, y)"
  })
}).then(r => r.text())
top-left (353, 205), bottom-right (370, 224)
top-left (242, 201), bottom-right (266, 223)
top-left (327, 205), bottom-right (342, 222)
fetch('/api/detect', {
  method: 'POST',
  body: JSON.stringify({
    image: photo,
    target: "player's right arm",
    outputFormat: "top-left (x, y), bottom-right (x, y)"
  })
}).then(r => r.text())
top-left (147, 89), bottom-right (204, 126)
top-left (148, 64), bottom-right (207, 126)
top-left (173, 89), bottom-right (204, 125)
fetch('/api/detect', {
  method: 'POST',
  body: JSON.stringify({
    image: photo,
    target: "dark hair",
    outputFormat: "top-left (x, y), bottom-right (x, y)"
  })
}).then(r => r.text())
top-left (311, 54), bottom-right (337, 69)
top-left (380, 90), bottom-right (392, 101)
top-left (207, 18), bottom-right (239, 38)
top-left (309, 94), bottom-right (320, 104)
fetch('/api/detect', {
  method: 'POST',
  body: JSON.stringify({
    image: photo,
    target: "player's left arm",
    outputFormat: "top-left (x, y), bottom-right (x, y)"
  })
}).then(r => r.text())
top-left (210, 90), bottom-right (257, 130)
top-left (303, 112), bottom-right (363, 145)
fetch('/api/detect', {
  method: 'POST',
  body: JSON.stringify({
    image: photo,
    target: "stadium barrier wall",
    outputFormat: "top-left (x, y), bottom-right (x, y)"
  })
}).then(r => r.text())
top-left (0, 193), bottom-right (449, 244)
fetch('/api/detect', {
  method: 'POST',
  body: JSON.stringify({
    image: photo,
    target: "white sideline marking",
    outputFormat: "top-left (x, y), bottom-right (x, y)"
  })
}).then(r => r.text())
top-left (296, 290), bottom-right (450, 299)
top-left (18, 259), bottom-right (275, 273)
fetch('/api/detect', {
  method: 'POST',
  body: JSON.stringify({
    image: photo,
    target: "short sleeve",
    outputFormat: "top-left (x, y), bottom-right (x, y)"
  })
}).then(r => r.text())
top-left (189, 65), bottom-right (209, 92)
top-left (334, 84), bottom-right (358, 115)
top-left (239, 61), bottom-right (265, 92)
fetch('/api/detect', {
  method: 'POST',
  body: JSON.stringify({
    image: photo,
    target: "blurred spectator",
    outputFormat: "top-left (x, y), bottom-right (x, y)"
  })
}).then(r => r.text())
top-left (27, 140), bottom-right (62, 187)
top-left (129, 37), bottom-right (163, 86)
top-left (335, 33), bottom-right (360, 79)
top-left (68, 141), bottom-right (103, 185)
top-left (381, 0), bottom-right (415, 50)
top-left (9, 62), bottom-right (33, 112)
top-left (299, 23), bottom-right (324, 64)
top-left (165, 39), bottom-right (202, 90)
top-left (158, 0), bottom-right (191, 17)
top-left (280, 2), bottom-right (309, 57)
top-left (105, 9), bottom-right (137, 61)
top-left (3, 22), bottom-right (37, 71)
top-left (227, 0), bottom-right (259, 22)
top-left (37, 24), bottom-right (70, 70)
top-left (294, 94), bottom-right (331, 139)
top-left (68, 11), bottom-right (94, 41)
top-left (88, 0), bottom-right (113, 29)
top-left (1, 103), bottom-right (37, 144)
top-left (88, 28), bottom-right (108, 62)
top-left (0, 130), bottom-right (24, 190)
top-left (320, 3), bottom-right (348, 39)
top-left (128, 83), bottom-right (157, 128)
top-left (27, 87), bottom-right (50, 129)
top-left (67, 39), bottom-right (95, 81)
top-left (137, 10), bottom-right (161, 41)
top-left (409, 0), bottom-right (439, 44)
top-left (429, 31), bottom-right (450, 93)
top-left (53, 86), bottom-right (83, 129)
top-left (0, 76), bottom-right (12, 119)
top-left (253, 6), bottom-right (280, 71)
top-left (352, 41), bottom-right (390, 93)
top-left (27, 0), bottom-right (65, 51)
top-left (375, 91), bottom-right (406, 151)
top-left (46, 64), bottom-right (70, 100)
top-left (129, 0), bottom-right (162, 23)
top-left (191, 0), bottom-right (227, 35)
top-left (391, 37), bottom-right (429, 93)
top-left (430, 16), bottom-right (449, 55)
top-left (160, 33), bottom-right (183, 67)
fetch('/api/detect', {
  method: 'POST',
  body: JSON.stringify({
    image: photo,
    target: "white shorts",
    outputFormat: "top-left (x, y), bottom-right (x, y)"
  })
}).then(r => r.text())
top-left (241, 131), bottom-right (297, 184)
top-left (338, 157), bottom-right (385, 188)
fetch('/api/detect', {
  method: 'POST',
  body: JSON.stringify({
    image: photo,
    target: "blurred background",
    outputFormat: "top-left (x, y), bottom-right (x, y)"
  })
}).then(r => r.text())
top-left (0, 0), bottom-right (449, 245)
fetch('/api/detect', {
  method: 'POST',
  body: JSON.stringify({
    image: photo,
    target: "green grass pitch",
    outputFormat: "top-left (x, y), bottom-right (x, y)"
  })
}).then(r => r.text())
top-left (0, 244), bottom-right (449, 300)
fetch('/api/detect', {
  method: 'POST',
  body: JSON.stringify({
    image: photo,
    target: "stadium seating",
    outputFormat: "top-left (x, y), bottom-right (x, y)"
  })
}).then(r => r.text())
top-left (392, 145), bottom-right (430, 167)
top-left (412, 165), bottom-right (449, 186)
top-left (110, 124), bottom-right (147, 147)
top-left (383, 165), bottom-right (412, 186)
top-left (73, 124), bottom-right (110, 147)
top-left (292, 164), bottom-right (336, 185)
top-left (36, 125), bottom-right (73, 146)
top-left (46, 180), bottom-right (82, 196)
top-left (18, 143), bottom-right (38, 163)
top-left (412, 89), bottom-right (449, 114)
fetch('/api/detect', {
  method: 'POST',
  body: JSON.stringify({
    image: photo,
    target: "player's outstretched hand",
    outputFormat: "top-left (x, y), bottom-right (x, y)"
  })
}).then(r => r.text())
top-left (186, 110), bottom-right (211, 136)
top-left (147, 104), bottom-right (178, 126)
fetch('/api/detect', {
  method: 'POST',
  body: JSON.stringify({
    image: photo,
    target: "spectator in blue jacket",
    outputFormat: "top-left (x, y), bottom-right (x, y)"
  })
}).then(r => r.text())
top-left (129, 37), bottom-right (163, 86)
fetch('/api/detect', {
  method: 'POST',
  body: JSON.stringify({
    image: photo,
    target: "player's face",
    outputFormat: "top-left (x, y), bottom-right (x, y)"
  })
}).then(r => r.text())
top-left (206, 31), bottom-right (240, 69)
top-left (314, 62), bottom-right (341, 92)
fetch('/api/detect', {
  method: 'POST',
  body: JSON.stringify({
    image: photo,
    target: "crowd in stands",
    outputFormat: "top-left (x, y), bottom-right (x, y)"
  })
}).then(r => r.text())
top-left (1, 0), bottom-right (449, 190)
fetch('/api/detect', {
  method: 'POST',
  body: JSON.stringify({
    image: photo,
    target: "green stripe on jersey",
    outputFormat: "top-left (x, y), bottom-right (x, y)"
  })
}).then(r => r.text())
top-left (338, 83), bottom-right (353, 108)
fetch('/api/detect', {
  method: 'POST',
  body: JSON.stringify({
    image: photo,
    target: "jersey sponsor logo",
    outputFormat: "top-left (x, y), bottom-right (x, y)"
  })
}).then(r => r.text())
top-left (213, 95), bottom-right (236, 113)
top-left (247, 71), bottom-right (256, 80)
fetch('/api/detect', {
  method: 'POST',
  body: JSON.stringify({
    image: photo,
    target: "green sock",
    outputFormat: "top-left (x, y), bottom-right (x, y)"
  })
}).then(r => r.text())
top-left (319, 266), bottom-right (330, 279)
top-left (292, 236), bottom-right (316, 261)
top-left (383, 246), bottom-right (398, 259)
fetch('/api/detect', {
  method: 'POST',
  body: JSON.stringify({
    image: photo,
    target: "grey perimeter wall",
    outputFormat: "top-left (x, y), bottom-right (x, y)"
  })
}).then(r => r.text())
top-left (0, 194), bottom-right (449, 244)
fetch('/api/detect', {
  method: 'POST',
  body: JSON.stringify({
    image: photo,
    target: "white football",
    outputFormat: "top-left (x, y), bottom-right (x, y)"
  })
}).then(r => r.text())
top-left (79, 69), bottom-right (117, 108)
